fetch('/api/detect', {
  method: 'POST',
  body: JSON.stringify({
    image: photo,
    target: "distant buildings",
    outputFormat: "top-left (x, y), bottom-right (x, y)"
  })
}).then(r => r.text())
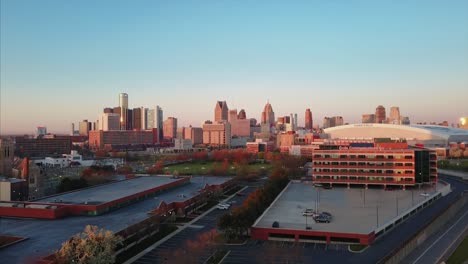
top-left (0, 139), bottom-right (14, 176)
top-left (460, 117), bottom-right (468, 130)
top-left (203, 121), bottom-right (231, 147)
top-left (98, 113), bottom-right (120, 131)
top-left (163, 117), bottom-right (178, 140)
top-left (78, 120), bottom-right (92, 136)
top-left (305, 109), bottom-right (313, 130)
top-left (88, 130), bottom-right (156, 149)
top-left (119, 93), bottom-right (129, 130)
top-left (362, 114), bottom-right (375, 123)
top-left (389, 106), bottom-right (401, 124)
top-left (238, 109), bottom-right (247, 120)
top-left (36, 126), bottom-right (47, 137)
top-left (15, 136), bottom-right (72, 158)
top-left (323, 116), bottom-right (344, 129)
top-left (228, 109), bottom-right (251, 137)
top-left (261, 102), bottom-right (275, 127)
top-left (375, 105), bottom-right (386, 124)
top-left (214, 101), bottom-right (229, 122)
top-left (182, 126), bottom-right (203, 145)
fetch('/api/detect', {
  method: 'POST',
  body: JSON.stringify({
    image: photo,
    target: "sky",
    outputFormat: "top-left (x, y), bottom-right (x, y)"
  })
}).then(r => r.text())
top-left (1, 0), bottom-right (468, 134)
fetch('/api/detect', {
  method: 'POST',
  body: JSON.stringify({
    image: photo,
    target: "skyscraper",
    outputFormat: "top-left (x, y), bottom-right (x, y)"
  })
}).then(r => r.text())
top-left (305, 109), bottom-right (313, 130)
top-left (389, 106), bottom-right (401, 124)
top-left (163, 117), bottom-right (177, 140)
top-left (214, 101), bottom-right (229, 122)
top-left (362, 114), bottom-right (375, 123)
top-left (119, 93), bottom-right (128, 130)
top-left (98, 113), bottom-right (120, 131)
top-left (79, 120), bottom-right (92, 136)
top-left (375, 105), bottom-right (386, 124)
top-left (156, 106), bottom-right (163, 141)
top-left (238, 109), bottom-right (247, 120)
top-left (261, 102), bottom-right (275, 126)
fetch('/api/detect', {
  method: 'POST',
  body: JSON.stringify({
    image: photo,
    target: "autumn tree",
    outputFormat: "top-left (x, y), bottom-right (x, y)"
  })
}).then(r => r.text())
top-left (55, 225), bottom-right (122, 264)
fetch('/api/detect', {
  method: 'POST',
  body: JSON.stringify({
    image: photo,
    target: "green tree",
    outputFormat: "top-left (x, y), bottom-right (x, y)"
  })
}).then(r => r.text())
top-left (55, 225), bottom-right (122, 264)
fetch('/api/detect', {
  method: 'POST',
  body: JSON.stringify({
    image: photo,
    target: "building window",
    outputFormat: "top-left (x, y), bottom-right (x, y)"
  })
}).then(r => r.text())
top-left (386, 177), bottom-right (394, 181)
top-left (358, 176), bottom-right (366, 181)
top-left (404, 155), bottom-right (413, 159)
top-left (349, 155), bottom-right (356, 159)
top-left (340, 162), bottom-right (348, 166)
top-left (349, 176), bottom-right (357, 180)
top-left (339, 155), bottom-right (347, 158)
top-left (340, 176), bottom-right (347, 180)
top-left (387, 155), bottom-right (394, 159)
top-left (358, 155), bottom-right (366, 159)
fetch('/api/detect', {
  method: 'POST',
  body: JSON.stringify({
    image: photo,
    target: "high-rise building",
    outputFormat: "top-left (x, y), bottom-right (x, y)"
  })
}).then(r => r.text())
top-left (362, 114), bottom-right (375, 123)
top-left (228, 109), bottom-right (238, 123)
top-left (36, 126), bottom-right (47, 137)
top-left (305, 109), bottom-right (313, 130)
top-left (375, 105), bottom-right (386, 124)
top-left (119, 93), bottom-right (129, 130)
top-left (0, 139), bottom-right (14, 176)
top-left (228, 109), bottom-right (251, 137)
top-left (15, 136), bottom-right (72, 157)
top-left (389, 107), bottom-right (401, 125)
top-left (183, 126), bottom-right (203, 145)
top-left (294, 113), bottom-right (298, 131)
top-left (323, 116), bottom-right (344, 128)
top-left (163, 117), bottom-right (177, 140)
top-left (203, 121), bottom-right (231, 147)
top-left (132, 107), bottom-right (145, 130)
top-left (238, 109), bottom-right (247, 120)
top-left (261, 102), bottom-right (275, 126)
top-left (156, 106), bottom-right (164, 141)
top-left (214, 101), bottom-right (229, 122)
top-left (79, 120), bottom-right (92, 136)
top-left (98, 113), bottom-right (120, 131)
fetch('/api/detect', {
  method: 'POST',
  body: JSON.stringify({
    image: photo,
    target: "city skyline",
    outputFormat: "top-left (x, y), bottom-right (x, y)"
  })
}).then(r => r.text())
top-left (1, 1), bottom-right (468, 134)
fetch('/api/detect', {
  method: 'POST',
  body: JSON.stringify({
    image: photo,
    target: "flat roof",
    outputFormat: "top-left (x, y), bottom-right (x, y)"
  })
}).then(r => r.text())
top-left (0, 176), bottom-right (231, 264)
top-left (254, 182), bottom-right (444, 234)
top-left (35, 176), bottom-right (181, 205)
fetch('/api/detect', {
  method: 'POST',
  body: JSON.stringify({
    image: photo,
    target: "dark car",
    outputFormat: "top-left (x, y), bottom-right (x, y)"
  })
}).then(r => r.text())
top-left (314, 215), bottom-right (330, 223)
top-left (321, 212), bottom-right (332, 219)
top-left (272, 221), bottom-right (280, 228)
top-left (323, 184), bottom-right (332, 189)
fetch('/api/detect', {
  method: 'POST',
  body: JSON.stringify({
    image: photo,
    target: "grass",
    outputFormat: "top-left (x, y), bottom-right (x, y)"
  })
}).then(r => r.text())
top-left (349, 244), bottom-right (368, 252)
top-left (162, 161), bottom-right (272, 176)
top-left (447, 236), bottom-right (468, 264)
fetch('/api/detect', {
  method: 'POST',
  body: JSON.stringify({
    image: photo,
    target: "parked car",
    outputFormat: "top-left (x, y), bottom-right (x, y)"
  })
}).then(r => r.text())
top-left (420, 193), bottom-right (430, 197)
top-left (302, 209), bottom-right (319, 217)
top-left (321, 212), bottom-right (332, 218)
top-left (272, 221), bottom-right (280, 228)
top-left (314, 215), bottom-right (330, 223)
top-left (323, 184), bottom-right (332, 189)
top-left (216, 204), bottom-right (230, 210)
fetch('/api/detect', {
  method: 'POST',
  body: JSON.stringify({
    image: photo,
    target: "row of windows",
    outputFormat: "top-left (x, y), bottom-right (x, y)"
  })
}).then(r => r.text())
top-left (313, 154), bottom-right (413, 160)
top-left (314, 168), bottom-right (414, 175)
top-left (314, 175), bottom-right (414, 182)
top-left (314, 161), bottom-right (413, 167)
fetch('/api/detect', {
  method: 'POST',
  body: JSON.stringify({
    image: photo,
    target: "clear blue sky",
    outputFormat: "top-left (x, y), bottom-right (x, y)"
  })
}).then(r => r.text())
top-left (1, 0), bottom-right (467, 134)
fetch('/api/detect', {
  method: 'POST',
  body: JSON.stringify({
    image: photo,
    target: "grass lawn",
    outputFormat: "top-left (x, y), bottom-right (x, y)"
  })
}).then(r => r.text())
top-left (447, 236), bottom-right (468, 264)
top-left (163, 161), bottom-right (272, 176)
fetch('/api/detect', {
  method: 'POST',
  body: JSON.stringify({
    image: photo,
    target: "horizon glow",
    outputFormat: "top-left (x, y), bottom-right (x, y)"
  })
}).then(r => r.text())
top-left (1, 1), bottom-right (468, 134)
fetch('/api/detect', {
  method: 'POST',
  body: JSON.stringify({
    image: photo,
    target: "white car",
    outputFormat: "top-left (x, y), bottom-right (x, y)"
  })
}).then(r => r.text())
top-left (420, 193), bottom-right (430, 197)
top-left (217, 204), bottom-right (230, 210)
top-left (302, 209), bottom-right (319, 217)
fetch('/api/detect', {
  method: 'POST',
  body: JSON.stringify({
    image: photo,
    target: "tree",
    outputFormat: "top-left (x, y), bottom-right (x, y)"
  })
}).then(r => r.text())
top-left (55, 225), bottom-right (122, 264)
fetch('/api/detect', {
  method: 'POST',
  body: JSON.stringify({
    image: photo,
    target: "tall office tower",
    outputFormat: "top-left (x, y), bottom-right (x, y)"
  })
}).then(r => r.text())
top-left (203, 121), bottom-right (231, 147)
top-left (333, 116), bottom-right (344, 127)
top-left (163, 117), bottom-right (177, 140)
top-left (119, 93), bottom-right (128, 130)
top-left (214, 101), bottom-right (229, 122)
top-left (36, 126), bottom-right (47, 137)
top-left (294, 113), bottom-right (298, 131)
top-left (250, 118), bottom-right (257, 127)
top-left (261, 102), bottom-right (275, 126)
top-left (98, 113), bottom-right (120, 131)
top-left (323, 117), bottom-right (331, 129)
top-left (375, 105), bottom-right (386, 124)
top-left (238, 109), bottom-right (247, 120)
top-left (146, 109), bottom-right (155, 129)
top-left (0, 139), bottom-right (14, 176)
top-left (132, 107), bottom-right (145, 130)
top-left (79, 120), bottom-right (92, 136)
top-left (305, 109), bottom-right (313, 130)
top-left (103, 107), bottom-right (114, 114)
top-left (156, 106), bottom-right (163, 141)
top-left (389, 106), bottom-right (401, 124)
top-left (184, 126), bottom-right (203, 145)
top-left (71, 123), bottom-right (75, 135)
top-left (228, 109), bottom-right (238, 122)
top-left (362, 114), bottom-right (375, 123)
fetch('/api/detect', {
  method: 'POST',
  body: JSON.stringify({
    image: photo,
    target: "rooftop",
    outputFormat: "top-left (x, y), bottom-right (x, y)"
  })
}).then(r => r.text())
top-left (254, 182), bottom-right (444, 235)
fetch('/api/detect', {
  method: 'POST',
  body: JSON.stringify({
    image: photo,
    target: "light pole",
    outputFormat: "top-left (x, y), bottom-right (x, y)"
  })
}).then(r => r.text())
top-left (376, 205), bottom-right (379, 227)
